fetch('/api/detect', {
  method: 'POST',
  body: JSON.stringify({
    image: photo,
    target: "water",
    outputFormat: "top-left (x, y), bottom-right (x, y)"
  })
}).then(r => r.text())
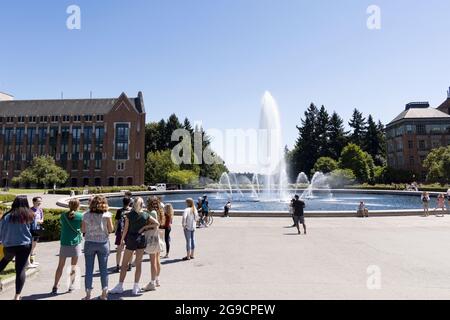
top-left (97, 191), bottom-right (425, 212)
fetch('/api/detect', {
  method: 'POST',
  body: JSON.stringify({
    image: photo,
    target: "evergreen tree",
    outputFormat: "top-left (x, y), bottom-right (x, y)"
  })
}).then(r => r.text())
top-left (316, 106), bottom-right (330, 158)
top-left (348, 109), bottom-right (367, 147)
top-left (364, 115), bottom-right (381, 160)
top-left (166, 114), bottom-right (183, 149)
top-left (291, 103), bottom-right (319, 176)
top-left (327, 112), bottom-right (348, 160)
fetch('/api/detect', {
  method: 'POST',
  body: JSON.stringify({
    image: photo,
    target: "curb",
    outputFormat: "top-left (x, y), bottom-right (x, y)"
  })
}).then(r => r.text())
top-left (0, 268), bottom-right (39, 293)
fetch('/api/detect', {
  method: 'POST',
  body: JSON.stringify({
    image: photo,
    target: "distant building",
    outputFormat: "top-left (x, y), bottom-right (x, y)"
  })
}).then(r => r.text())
top-left (0, 92), bottom-right (146, 188)
top-left (386, 88), bottom-right (450, 180)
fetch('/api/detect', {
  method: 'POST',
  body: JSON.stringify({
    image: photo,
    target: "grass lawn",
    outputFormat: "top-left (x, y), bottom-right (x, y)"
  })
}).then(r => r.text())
top-left (0, 262), bottom-right (15, 282)
top-left (6, 189), bottom-right (47, 195)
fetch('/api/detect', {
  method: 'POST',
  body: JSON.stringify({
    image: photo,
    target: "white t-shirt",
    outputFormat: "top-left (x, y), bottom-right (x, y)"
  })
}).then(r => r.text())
top-left (83, 211), bottom-right (112, 243)
top-left (182, 208), bottom-right (199, 231)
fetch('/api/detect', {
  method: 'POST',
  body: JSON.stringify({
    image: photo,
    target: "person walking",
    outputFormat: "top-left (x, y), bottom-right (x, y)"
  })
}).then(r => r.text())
top-left (163, 204), bottom-right (174, 258)
top-left (421, 192), bottom-right (430, 217)
top-left (81, 195), bottom-right (114, 300)
top-left (114, 197), bottom-right (132, 273)
top-left (201, 195), bottom-right (210, 227)
top-left (289, 198), bottom-right (296, 227)
top-left (29, 196), bottom-right (44, 267)
top-left (292, 195), bottom-right (306, 235)
top-left (52, 198), bottom-right (83, 294)
top-left (223, 201), bottom-right (231, 218)
top-left (110, 197), bottom-right (159, 296)
top-left (182, 198), bottom-right (199, 260)
top-left (0, 196), bottom-right (36, 300)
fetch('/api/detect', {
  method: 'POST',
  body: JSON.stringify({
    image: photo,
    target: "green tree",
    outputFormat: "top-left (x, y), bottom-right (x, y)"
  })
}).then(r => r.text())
top-left (364, 115), bottom-right (384, 165)
top-left (291, 103), bottom-right (319, 177)
top-left (12, 156), bottom-right (69, 187)
top-left (144, 150), bottom-right (179, 185)
top-left (339, 144), bottom-right (373, 182)
top-left (349, 109), bottom-right (367, 147)
top-left (316, 106), bottom-right (330, 157)
top-left (167, 170), bottom-right (199, 185)
top-left (313, 157), bottom-right (338, 174)
top-left (423, 146), bottom-right (450, 183)
top-left (327, 112), bottom-right (348, 160)
top-left (166, 114), bottom-right (183, 150)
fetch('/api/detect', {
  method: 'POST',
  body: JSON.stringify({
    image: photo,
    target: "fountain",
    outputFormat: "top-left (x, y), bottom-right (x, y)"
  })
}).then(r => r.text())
top-left (294, 172), bottom-right (309, 196)
top-left (258, 91), bottom-right (289, 201)
top-left (301, 172), bottom-right (333, 200)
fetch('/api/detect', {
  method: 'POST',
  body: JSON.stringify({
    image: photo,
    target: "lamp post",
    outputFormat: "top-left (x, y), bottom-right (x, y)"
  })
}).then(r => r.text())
top-left (5, 171), bottom-right (9, 192)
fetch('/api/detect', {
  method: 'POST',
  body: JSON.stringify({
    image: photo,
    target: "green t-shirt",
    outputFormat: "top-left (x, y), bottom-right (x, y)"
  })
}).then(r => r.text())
top-left (127, 210), bottom-right (150, 234)
top-left (60, 211), bottom-right (83, 246)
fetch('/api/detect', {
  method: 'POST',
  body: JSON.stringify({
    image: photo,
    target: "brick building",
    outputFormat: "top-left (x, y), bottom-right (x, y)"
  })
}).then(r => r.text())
top-left (0, 92), bottom-right (146, 188)
top-left (386, 88), bottom-right (450, 180)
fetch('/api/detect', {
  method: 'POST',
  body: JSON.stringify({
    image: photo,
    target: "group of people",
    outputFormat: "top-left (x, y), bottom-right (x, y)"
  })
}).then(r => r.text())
top-left (0, 192), bottom-right (203, 300)
top-left (421, 190), bottom-right (450, 217)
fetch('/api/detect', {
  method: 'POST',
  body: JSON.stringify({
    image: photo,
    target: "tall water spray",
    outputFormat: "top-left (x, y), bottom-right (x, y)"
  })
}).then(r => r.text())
top-left (258, 92), bottom-right (289, 201)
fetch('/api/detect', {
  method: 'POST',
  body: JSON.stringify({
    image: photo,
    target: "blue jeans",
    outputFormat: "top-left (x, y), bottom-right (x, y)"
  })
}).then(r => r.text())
top-left (184, 229), bottom-right (195, 252)
top-left (84, 241), bottom-right (110, 291)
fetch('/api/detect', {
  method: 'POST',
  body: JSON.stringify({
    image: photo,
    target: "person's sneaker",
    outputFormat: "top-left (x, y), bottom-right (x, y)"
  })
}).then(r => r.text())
top-left (51, 287), bottom-right (58, 295)
top-left (132, 284), bottom-right (141, 296)
top-left (26, 263), bottom-right (39, 269)
top-left (127, 264), bottom-right (132, 271)
top-left (109, 284), bottom-right (124, 294)
top-left (155, 280), bottom-right (160, 287)
top-left (143, 282), bottom-right (156, 292)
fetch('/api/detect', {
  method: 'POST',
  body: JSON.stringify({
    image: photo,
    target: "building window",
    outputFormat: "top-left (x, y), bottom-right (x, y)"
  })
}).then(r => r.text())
top-left (431, 140), bottom-right (441, 149)
top-left (417, 124), bottom-right (426, 135)
top-left (408, 140), bottom-right (413, 149)
top-left (6, 117), bottom-right (14, 123)
top-left (96, 115), bottom-right (104, 122)
top-left (62, 115), bottom-right (70, 122)
top-left (115, 124), bottom-right (129, 160)
top-left (117, 161), bottom-right (125, 171)
top-left (39, 116), bottom-right (48, 123)
top-left (419, 140), bottom-right (426, 151)
top-left (73, 115), bottom-right (81, 122)
top-left (38, 127), bottom-right (47, 155)
top-left (18, 116), bottom-right (25, 123)
top-left (94, 178), bottom-right (102, 186)
top-left (84, 115), bottom-right (93, 122)
top-left (419, 155), bottom-right (426, 164)
top-left (409, 156), bottom-right (414, 166)
top-left (108, 177), bottom-right (115, 187)
top-left (51, 116), bottom-right (59, 122)
top-left (29, 116), bottom-right (36, 123)
top-left (406, 125), bottom-right (414, 134)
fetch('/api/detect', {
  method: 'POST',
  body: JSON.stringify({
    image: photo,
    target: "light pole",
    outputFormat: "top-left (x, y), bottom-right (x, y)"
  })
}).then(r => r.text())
top-left (5, 171), bottom-right (9, 192)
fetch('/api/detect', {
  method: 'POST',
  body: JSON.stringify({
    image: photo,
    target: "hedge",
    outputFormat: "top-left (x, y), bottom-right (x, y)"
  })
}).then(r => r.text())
top-left (49, 186), bottom-right (148, 195)
top-left (0, 194), bottom-right (16, 204)
top-left (349, 184), bottom-right (450, 192)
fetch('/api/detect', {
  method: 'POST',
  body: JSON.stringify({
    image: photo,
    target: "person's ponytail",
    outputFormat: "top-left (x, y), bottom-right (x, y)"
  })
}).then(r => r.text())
top-left (68, 199), bottom-right (80, 220)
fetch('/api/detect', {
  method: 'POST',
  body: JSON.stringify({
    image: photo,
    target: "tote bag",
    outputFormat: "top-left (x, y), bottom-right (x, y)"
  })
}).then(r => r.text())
top-left (144, 227), bottom-right (161, 254)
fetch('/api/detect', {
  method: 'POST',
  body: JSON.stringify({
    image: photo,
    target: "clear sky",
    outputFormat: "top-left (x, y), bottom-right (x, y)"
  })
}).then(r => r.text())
top-left (1, 0), bottom-right (450, 171)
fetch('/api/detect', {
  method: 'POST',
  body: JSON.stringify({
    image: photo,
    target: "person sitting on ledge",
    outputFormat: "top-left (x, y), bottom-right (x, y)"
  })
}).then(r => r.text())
top-left (357, 201), bottom-right (369, 218)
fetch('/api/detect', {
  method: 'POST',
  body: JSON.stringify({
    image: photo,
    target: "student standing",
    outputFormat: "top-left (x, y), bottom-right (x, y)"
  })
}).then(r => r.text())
top-left (421, 192), bottom-right (430, 217)
top-left (110, 197), bottom-right (159, 296)
top-left (182, 198), bottom-right (199, 260)
top-left (0, 196), bottom-right (36, 300)
top-left (29, 197), bottom-right (44, 267)
top-left (114, 197), bottom-right (132, 273)
top-left (163, 204), bottom-right (174, 258)
top-left (52, 199), bottom-right (83, 294)
top-left (435, 193), bottom-right (447, 217)
top-left (81, 195), bottom-right (114, 300)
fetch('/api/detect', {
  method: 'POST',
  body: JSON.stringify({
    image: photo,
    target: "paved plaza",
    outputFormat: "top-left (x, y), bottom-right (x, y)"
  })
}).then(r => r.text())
top-left (2, 215), bottom-right (450, 300)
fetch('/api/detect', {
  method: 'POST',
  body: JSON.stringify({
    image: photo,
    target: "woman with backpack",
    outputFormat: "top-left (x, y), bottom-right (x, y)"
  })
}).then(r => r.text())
top-left (114, 197), bottom-right (132, 273)
top-left (0, 195), bottom-right (36, 300)
top-left (52, 198), bottom-right (83, 294)
top-left (110, 197), bottom-right (159, 296)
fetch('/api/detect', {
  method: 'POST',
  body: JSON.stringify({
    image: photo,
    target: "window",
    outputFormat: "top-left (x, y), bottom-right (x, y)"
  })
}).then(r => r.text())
top-left (417, 124), bottom-right (426, 135)
top-left (6, 117), bottom-right (14, 123)
top-left (409, 156), bottom-right (414, 166)
top-left (16, 128), bottom-right (25, 146)
top-left (96, 115), bottom-right (104, 122)
top-left (27, 127), bottom-right (35, 161)
top-left (419, 140), bottom-right (426, 151)
top-left (408, 140), bottom-right (413, 149)
top-left (117, 161), bottom-right (125, 171)
top-left (73, 115), bottom-right (81, 122)
top-left (38, 128), bottom-right (47, 155)
top-left (51, 116), bottom-right (59, 122)
top-left (62, 115), bottom-right (70, 122)
top-left (0, 117), bottom-right (3, 123)
top-left (39, 116), bottom-right (48, 123)
top-left (29, 116), bottom-right (36, 123)
top-left (406, 125), bottom-right (414, 134)
top-left (18, 116), bottom-right (25, 123)
top-left (420, 155), bottom-right (426, 164)
top-left (84, 115), bottom-right (93, 122)
top-left (115, 124), bottom-right (129, 160)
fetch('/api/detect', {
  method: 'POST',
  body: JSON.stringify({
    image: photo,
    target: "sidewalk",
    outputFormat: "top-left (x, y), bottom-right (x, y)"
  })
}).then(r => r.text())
top-left (1, 215), bottom-right (450, 300)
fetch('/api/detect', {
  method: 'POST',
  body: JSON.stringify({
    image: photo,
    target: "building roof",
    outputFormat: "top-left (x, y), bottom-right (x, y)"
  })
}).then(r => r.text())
top-left (0, 92), bottom-right (145, 116)
top-left (437, 98), bottom-right (450, 114)
top-left (388, 107), bottom-right (450, 126)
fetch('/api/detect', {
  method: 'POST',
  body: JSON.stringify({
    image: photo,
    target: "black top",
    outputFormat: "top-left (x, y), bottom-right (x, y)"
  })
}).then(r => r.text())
top-left (292, 199), bottom-right (305, 216)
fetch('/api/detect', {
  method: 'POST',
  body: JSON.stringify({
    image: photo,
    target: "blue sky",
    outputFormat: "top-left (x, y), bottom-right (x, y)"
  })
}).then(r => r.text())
top-left (1, 0), bottom-right (450, 171)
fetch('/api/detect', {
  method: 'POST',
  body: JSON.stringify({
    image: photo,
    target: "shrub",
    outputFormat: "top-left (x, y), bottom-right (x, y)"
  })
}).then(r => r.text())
top-left (0, 194), bottom-right (16, 203)
top-left (49, 186), bottom-right (148, 195)
top-left (328, 169), bottom-right (356, 188)
top-left (313, 157), bottom-right (338, 174)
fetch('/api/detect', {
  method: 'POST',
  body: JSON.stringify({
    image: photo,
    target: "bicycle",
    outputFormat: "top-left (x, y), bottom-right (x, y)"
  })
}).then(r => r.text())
top-left (197, 211), bottom-right (214, 227)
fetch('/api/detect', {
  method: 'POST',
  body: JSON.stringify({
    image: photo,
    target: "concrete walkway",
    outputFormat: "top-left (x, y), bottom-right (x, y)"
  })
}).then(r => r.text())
top-left (1, 215), bottom-right (450, 300)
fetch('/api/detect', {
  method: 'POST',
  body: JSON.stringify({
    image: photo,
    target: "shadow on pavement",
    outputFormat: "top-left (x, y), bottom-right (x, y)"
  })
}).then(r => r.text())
top-left (22, 292), bottom-right (71, 300)
top-left (161, 258), bottom-right (184, 265)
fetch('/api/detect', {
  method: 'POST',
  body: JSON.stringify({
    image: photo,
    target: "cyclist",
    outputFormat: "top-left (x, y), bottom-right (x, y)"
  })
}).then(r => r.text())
top-left (201, 195), bottom-right (210, 227)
